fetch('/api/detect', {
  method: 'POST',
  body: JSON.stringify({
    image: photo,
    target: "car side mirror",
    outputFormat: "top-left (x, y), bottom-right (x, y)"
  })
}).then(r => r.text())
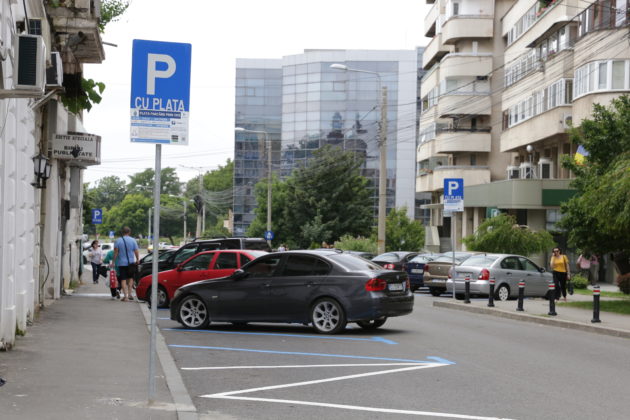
top-left (232, 269), bottom-right (248, 280)
top-left (176, 264), bottom-right (183, 271)
top-left (539, 267), bottom-right (546, 273)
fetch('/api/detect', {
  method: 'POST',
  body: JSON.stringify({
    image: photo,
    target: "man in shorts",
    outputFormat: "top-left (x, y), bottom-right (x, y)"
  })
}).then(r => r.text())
top-left (113, 227), bottom-right (140, 302)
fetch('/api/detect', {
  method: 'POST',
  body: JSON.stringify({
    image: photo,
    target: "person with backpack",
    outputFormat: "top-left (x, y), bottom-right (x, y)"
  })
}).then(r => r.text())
top-left (113, 227), bottom-right (139, 302)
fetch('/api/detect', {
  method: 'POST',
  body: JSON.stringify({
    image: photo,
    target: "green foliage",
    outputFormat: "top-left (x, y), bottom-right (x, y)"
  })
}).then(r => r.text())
top-left (248, 145), bottom-right (373, 249)
top-left (99, 194), bottom-right (152, 236)
top-left (201, 217), bottom-right (231, 239)
top-left (90, 176), bottom-right (127, 209)
top-left (184, 160), bottom-right (234, 228)
top-left (384, 207), bottom-right (425, 252)
top-left (60, 78), bottom-right (105, 114)
top-left (559, 95), bottom-right (630, 256)
top-left (127, 167), bottom-right (182, 196)
top-left (99, 0), bottom-right (130, 33)
top-left (462, 213), bottom-right (555, 256)
top-left (571, 274), bottom-right (588, 290)
top-left (334, 235), bottom-right (377, 254)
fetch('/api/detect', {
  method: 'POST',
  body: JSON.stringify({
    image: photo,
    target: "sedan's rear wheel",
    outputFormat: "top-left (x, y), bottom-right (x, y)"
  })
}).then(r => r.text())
top-left (429, 288), bottom-right (442, 297)
top-left (311, 298), bottom-right (347, 334)
top-left (178, 295), bottom-right (210, 329)
top-left (496, 284), bottom-right (510, 301)
top-left (357, 317), bottom-right (387, 330)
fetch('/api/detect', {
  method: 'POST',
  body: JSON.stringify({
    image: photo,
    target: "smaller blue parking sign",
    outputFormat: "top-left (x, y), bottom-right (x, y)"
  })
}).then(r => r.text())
top-left (264, 230), bottom-right (275, 241)
top-left (91, 208), bottom-right (103, 224)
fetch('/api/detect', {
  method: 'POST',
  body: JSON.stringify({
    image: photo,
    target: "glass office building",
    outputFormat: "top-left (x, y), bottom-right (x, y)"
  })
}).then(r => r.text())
top-left (234, 50), bottom-right (418, 236)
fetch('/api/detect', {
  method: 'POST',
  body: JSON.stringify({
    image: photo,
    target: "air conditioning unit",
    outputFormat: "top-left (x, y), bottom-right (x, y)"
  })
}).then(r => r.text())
top-left (561, 113), bottom-right (572, 129)
top-left (538, 157), bottom-right (553, 179)
top-left (46, 51), bottom-right (63, 87)
top-left (12, 34), bottom-right (46, 93)
top-left (507, 165), bottom-right (520, 179)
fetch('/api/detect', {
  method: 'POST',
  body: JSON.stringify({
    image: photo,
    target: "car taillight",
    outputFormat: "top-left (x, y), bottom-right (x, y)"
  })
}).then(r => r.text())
top-left (365, 278), bottom-right (387, 292)
top-left (479, 268), bottom-right (490, 280)
top-left (448, 267), bottom-right (453, 279)
top-left (384, 263), bottom-right (394, 270)
top-left (423, 264), bottom-right (430, 272)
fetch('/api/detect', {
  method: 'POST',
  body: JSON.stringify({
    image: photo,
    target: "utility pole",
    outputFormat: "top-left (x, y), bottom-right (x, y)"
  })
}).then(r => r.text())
top-left (377, 85), bottom-right (388, 255)
top-left (266, 131), bottom-right (272, 235)
top-left (195, 173), bottom-right (203, 238)
top-left (148, 207), bottom-right (152, 242)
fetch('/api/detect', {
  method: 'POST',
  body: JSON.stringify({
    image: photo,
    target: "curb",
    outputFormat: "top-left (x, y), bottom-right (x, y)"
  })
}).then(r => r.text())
top-left (433, 300), bottom-right (630, 339)
top-left (139, 303), bottom-right (198, 420)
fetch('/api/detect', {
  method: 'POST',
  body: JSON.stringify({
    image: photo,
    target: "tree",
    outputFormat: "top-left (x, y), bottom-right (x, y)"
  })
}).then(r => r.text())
top-left (99, 194), bottom-right (152, 237)
top-left (90, 176), bottom-right (127, 210)
top-left (334, 235), bottom-right (377, 254)
top-left (463, 213), bottom-right (554, 256)
top-left (127, 167), bottom-right (182, 196)
top-left (559, 96), bottom-right (630, 257)
top-left (247, 146), bottom-right (373, 248)
top-left (384, 207), bottom-right (425, 252)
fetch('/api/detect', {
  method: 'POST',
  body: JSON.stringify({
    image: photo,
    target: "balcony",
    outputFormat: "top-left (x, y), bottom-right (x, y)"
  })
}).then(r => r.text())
top-left (423, 33), bottom-right (454, 70)
top-left (501, 107), bottom-right (571, 152)
top-left (417, 166), bottom-right (491, 193)
top-left (420, 64), bottom-right (440, 94)
top-left (46, 0), bottom-right (105, 67)
top-left (440, 53), bottom-right (493, 79)
top-left (438, 93), bottom-right (491, 118)
top-left (442, 15), bottom-right (493, 45)
top-left (417, 139), bottom-right (436, 162)
top-left (424, 3), bottom-right (439, 37)
top-left (435, 128), bottom-right (491, 154)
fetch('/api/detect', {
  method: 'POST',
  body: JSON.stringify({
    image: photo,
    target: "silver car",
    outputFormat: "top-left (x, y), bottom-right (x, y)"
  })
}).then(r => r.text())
top-left (446, 254), bottom-right (553, 301)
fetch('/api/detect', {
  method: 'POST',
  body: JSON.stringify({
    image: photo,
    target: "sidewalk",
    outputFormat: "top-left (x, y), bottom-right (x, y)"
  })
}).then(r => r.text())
top-left (433, 284), bottom-right (630, 339)
top-left (0, 268), bottom-right (196, 420)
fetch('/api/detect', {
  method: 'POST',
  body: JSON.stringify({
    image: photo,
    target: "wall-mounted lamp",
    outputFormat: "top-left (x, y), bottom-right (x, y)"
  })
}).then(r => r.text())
top-left (32, 153), bottom-right (52, 189)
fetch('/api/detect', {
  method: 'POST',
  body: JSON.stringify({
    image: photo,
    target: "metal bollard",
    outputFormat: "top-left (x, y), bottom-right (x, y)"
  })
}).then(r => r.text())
top-left (488, 278), bottom-right (495, 307)
top-left (464, 275), bottom-right (471, 304)
top-left (517, 280), bottom-right (525, 311)
top-left (548, 283), bottom-right (557, 316)
top-left (591, 285), bottom-right (601, 323)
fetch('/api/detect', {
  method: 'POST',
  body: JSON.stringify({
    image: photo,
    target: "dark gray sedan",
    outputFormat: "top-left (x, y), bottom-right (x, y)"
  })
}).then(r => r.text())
top-left (169, 250), bottom-right (414, 334)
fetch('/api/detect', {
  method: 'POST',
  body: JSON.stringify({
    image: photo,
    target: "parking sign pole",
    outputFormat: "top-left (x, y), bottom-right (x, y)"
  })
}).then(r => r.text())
top-left (452, 213), bottom-right (456, 301)
top-left (148, 144), bottom-right (161, 403)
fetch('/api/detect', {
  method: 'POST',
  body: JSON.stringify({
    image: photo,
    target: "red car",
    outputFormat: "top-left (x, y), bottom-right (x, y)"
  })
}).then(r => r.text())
top-left (136, 249), bottom-right (267, 307)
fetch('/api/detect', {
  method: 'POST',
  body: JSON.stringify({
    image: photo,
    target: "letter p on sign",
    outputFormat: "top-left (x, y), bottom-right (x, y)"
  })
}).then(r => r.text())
top-left (147, 54), bottom-right (176, 95)
top-left (447, 181), bottom-right (458, 196)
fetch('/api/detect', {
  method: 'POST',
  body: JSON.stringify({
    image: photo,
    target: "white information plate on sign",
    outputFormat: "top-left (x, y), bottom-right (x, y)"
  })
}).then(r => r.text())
top-left (130, 39), bottom-right (191, 145)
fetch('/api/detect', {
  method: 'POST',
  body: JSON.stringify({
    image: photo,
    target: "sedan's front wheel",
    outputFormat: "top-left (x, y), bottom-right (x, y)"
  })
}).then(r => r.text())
top-left (311, 298), bottom-right (347, 334)
top-left (178, 295), bottom-right (210, 329)
top-left (357, 317), bottom-right (387, 330)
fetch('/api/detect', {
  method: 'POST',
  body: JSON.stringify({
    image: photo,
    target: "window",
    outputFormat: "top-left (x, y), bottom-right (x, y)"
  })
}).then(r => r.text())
top-left (612, 61), bottom-right (625, 89)
top-left (214, 252), bottom-right (238, 269)
top-left (598, 62), bottom-right (608, 89)
top-left (500, 257), bottom-right (522, 270)
top-left (574, 60), bottom-right (630, 98)
top-left (453, 2), bottom-right (459, 16)
top-left (183, 253), bottom-right (214, 271)
top-left (519, 257), bottom-right (541, 272)
top-left (174, 247), bottom-right (198, 264)
top-left (245, 256), bottom-right (282, 277)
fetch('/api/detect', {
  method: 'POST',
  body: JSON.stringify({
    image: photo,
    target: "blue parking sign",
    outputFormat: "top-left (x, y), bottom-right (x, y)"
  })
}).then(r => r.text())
top-left (443, 178), bottom-right (464, 212)
top-left (91, 208), bottom-right (103, 224)
top-left (130, 39), bottom-right (192, 145)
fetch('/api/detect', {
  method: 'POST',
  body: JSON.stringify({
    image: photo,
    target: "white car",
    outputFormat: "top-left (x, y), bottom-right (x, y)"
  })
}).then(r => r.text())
top-left (82, 242), bottom-right (114, 264)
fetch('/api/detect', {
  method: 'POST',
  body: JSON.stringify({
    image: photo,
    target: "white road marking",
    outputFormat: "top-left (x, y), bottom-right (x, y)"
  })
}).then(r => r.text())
top-left (183, 362), bottom-right (424, 370)
top-left (212, 396), bottom-right (514, 420)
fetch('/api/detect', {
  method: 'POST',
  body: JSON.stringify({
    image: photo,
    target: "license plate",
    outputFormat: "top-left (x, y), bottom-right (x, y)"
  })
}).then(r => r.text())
top-left (411, 269), bottom-right (422, 273)
top-left (432, 279), bottom-right (445, 283)
top-left (388, 282), bottom-right (404, 291)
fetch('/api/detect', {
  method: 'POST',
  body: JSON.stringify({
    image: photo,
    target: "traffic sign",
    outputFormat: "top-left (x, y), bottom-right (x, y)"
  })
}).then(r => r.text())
top-left (130, 39), bottom-right (192, 145)
top-left (264, 230), bottom-right (274, 241)
top-left (109, 231), bottom-right (115, 239)
top-left (444, 178), bottom-right (464, 212)
top-left (91, 208), bottom-right (103, 224)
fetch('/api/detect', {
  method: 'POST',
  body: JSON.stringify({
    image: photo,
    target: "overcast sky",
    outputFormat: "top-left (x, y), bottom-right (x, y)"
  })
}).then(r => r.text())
top-left (83, 0), bottom-right (429, 185)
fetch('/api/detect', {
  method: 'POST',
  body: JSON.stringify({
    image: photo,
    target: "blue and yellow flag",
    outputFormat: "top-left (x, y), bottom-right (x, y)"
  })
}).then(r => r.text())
top-left (575, 145), bottom-right (589, 165)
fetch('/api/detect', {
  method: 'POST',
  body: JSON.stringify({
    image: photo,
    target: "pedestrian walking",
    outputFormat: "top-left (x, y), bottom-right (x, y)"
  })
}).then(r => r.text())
top-left (103, 248), bottom-right (121, 299)
top-left (278, 244), bottom-right (287, 252)
top-left (589, 254), bottom-right (600, 286)
top-left (113, 227), bottom-right (139, 302)
top-left (550, 247), bottom-right (571, 301)
top-left (88, 240), bottom-right (104, 284)
top-left (577, 252), bottom-right (592, 283)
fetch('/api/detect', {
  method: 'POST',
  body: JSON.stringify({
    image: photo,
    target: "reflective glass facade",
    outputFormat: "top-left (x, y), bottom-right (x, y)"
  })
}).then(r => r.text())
top-left (234, 51), bottom-right (418, 236)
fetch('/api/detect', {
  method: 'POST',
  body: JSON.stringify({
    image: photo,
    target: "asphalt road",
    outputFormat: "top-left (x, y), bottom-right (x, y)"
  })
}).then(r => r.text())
top-left (157, 292), bottom-right (630, 420)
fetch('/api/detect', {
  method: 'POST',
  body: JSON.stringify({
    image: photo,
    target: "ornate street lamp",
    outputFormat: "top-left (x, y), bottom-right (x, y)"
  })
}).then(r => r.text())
top-left (32, 153), bottom-right (52, 189)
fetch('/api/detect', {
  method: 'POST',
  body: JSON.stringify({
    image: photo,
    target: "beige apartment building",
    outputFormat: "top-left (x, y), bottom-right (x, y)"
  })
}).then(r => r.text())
top-left (417, 0), bottom-right (630, 257)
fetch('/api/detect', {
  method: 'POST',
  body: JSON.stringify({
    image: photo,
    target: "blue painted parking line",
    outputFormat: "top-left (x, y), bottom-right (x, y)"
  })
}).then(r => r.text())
top-left (163, 328), bottom-right (397, 345)
top-left (158, 317), bottom-right (170, 320)
top-left (168, 344), bottom-right (455, 364)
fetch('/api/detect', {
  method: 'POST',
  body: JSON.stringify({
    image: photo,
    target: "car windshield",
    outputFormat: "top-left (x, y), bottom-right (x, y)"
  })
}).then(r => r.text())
top-left (247, 251), bottom-right (268, 259)
top-left (330, 253), bottom-right (384, 271)
top-left (460, 255), bottom-right (498, 267)
top-left (372, 253), bottom-right (401, 262)
top-left (410, 255), bottom-right (433, 263)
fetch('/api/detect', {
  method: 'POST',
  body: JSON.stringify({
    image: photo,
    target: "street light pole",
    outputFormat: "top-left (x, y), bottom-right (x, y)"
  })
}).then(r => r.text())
top-left (331, 63), bottom-right (387, 254)
top-left (235, 127), bottom-right (272, 240)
